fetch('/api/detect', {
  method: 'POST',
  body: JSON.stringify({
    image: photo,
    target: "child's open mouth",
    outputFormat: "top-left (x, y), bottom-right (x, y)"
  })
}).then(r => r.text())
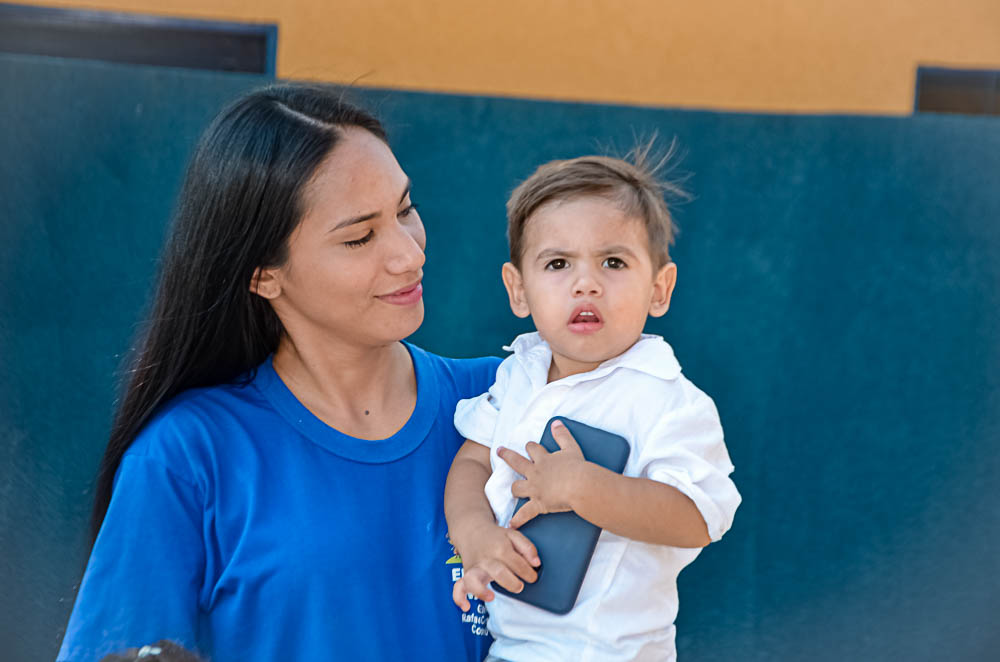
top-left (567, 304), bottom-right (604, 334)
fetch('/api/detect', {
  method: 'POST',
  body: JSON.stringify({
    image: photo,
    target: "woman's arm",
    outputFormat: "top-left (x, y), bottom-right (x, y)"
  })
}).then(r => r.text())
top-left (58, 454), bottom-right (204, 661)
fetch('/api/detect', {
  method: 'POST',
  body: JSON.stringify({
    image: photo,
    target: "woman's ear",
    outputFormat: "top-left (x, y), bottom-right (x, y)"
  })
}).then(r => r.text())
top-left (250, 266), bottom-right (282, 300)
top-left (501, 262), bottom-right (531, 318)
top-left (648, 262), bottom-right (677, 318)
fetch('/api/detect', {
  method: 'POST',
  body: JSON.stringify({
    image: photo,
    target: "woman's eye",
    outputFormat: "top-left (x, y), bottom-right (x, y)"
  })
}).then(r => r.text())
top-left (603, 257), bottom-right (626, 269)
top-left (545, 258), bottom-right (568, 271)
top-left (398, 203), bottom-right (419, 218)
top-left (344, 230), bottom-right (374, 248)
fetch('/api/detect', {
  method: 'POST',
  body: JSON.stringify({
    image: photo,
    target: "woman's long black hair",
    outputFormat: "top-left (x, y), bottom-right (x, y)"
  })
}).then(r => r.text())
top-left (92, 84), bottom-right (386, 539)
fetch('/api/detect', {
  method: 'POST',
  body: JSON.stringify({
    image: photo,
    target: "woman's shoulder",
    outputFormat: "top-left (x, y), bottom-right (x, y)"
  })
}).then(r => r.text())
top-left (406, 342), bottom-right (503, 400)
top-left (125, 378), bottom-right (270, 472)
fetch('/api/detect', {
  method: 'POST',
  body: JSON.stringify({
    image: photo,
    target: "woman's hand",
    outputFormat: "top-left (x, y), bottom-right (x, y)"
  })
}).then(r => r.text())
top-left (498, 420), bottom-right (589, 529)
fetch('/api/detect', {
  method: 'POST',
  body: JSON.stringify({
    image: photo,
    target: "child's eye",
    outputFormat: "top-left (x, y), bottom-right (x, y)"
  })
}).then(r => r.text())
top-left (344, 230), bottom-right (374, 248)
top-left (398, 203), bottom-right (419, 218)
top-left (602, 257), bottom-right (627, 269)
top-left (545, 258), bottom-right (569, 271)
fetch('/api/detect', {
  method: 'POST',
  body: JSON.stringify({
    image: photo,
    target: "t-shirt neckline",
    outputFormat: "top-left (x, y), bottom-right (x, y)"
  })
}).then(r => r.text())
top-left (253, 341), bottom-right (438, 463)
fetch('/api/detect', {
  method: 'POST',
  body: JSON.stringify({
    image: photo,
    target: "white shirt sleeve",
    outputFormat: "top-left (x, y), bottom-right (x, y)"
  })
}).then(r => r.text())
top-left (454, 356), bottom-right (512, 446)
top-left (637, 392), bottom-right (741, 542)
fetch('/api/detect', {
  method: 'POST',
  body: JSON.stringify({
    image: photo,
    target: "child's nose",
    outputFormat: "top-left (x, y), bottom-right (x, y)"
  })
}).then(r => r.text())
top-left (572, 272), bottom-right (602, 297)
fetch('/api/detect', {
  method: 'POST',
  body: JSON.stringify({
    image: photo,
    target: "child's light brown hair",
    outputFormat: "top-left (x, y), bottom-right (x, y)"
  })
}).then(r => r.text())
top-left (506, 142), bottom-right (686, 270)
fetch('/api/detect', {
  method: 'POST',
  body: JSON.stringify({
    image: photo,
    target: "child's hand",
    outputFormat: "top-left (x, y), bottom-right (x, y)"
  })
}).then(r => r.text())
top-left (499, 420), bottom-right (588, 529)
top-left (452, 565), bottom-right (494, 612)
top-left (452, 520), bottom-right (540, 595)
top-left (451, 523), bottom-right (540, 612)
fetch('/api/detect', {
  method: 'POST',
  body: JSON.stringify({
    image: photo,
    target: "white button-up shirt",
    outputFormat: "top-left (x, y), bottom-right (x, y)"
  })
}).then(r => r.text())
top-left (455, 332), bottom-right (741, 662)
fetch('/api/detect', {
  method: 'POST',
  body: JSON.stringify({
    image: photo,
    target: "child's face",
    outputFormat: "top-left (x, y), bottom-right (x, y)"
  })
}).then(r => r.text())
top-left (502, 195), bottom-right (677, 381)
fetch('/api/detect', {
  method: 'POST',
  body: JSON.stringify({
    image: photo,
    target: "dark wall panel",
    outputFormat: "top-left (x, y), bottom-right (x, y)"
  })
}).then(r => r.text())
top-left (2, 54), bottom-right (998, 661)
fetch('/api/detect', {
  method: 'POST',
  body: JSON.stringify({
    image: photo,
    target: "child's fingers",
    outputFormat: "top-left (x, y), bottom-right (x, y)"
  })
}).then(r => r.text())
top-left (510, 478), bottom-right (530, 499)
top-left (524, 441), bottom-right (550, 462)
top-left (452, 578), bottom-right (471, 612)
top-left (507, 528), bottom-right (541, 568)
top-left (499, 547), bottom-right (537, 584)
top-left (464, 566), bottom-right (500, 600)
top-left (482, 559), bottom-right (525, 594)
top-left (496, 446), bottom-right (532, 475)
top-left (549, 420), bottom-right (581, 453)
top-left (509, 499), bottom-right (542, 530)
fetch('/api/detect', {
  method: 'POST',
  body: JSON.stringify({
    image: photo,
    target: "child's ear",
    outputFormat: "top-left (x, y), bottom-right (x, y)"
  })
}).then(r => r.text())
top-left (250, 266), bottom-right (282, 300)
top-left (648, 262), bottom-right (677, 318)
top-left (501, 262), bottom-right (531, 318)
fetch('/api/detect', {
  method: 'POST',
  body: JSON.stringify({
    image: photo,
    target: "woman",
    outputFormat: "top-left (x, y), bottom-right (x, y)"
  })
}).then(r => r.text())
top-left (58, 84), bottom-right (500, 661)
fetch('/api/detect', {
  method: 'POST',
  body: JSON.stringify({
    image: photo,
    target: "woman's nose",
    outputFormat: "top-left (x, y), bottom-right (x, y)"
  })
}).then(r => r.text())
top-left (385, 222), bottom-right (426, 274)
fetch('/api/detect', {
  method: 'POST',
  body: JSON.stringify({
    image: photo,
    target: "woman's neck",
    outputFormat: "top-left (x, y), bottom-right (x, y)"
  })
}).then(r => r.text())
top-left (271, 335), bottom-right (417, 440)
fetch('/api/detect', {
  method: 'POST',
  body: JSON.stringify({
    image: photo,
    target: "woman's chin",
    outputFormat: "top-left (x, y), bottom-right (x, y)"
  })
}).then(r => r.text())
top-left (385, 302), bottom-right (425, 342)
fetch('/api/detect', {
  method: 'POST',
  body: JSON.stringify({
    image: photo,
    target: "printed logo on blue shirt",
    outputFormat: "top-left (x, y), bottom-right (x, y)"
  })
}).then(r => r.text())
top-left (446, 536), bottom-right (489, 638)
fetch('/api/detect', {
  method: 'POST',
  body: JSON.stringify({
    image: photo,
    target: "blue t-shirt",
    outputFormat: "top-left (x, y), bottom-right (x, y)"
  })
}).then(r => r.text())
top-left (58, 343), bottom-right (500, 662)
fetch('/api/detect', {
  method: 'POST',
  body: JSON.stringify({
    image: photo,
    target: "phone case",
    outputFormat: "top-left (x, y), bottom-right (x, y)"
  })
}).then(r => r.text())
top-left (492, 416), bottom-right (631, 615)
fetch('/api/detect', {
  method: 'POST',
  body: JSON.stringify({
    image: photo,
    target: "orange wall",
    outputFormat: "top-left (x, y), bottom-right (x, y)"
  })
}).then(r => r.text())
top-left (20, 0), bottom-right (1000, 114)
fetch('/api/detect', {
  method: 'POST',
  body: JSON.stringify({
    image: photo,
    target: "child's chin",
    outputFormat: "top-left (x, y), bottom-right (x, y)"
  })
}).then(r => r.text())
top-left (556, 346), bottom-right (619, 367)
top-left (560, 336), bottom-right (640, 362)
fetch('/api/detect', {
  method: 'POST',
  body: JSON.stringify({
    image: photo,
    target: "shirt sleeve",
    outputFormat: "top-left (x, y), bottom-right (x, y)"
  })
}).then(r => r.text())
top-left (57, 453), bottom-right (206, 662)
top-left (453, 356), bottom-right (512, 446)
top-left (637, 393), bottom-right (741, 542)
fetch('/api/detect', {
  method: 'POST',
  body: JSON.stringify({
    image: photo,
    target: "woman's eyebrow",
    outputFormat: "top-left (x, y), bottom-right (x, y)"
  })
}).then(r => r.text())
top-left (329, 180), bottom-right (412, 232)
top-left (330, 212), bottom-right (377, 232)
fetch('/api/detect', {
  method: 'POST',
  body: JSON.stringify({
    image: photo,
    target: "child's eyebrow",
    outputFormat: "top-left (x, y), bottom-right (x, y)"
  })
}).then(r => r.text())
top-left (535, 248), bottom-right (577, 261)
top-left (534, 245), bottom-right (639, 261)
top-left (597, 245), bottom-right (639, 258)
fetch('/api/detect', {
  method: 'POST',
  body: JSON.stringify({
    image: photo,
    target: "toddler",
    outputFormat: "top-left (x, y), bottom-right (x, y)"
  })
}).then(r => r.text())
top-left (444, 148), bottom-right (741, 661)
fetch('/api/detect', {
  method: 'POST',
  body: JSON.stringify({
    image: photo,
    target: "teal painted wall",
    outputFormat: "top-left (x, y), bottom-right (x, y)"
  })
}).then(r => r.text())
top-left (2, 54), bottom-right (998, 661)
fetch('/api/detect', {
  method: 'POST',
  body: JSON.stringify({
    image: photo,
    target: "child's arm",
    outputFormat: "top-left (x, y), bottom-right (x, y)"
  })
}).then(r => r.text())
top-left (500, 420), bottom-right (712, 548)
top-left (444, 440), bottom-right (541, 609)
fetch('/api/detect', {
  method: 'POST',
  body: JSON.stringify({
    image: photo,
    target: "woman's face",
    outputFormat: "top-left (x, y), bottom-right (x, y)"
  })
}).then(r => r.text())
top-left (257, 127), bottom-right (426, 349)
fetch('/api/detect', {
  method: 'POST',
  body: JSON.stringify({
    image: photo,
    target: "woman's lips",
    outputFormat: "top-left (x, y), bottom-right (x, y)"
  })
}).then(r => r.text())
top-left (378, 282), bottom-right (423, 306)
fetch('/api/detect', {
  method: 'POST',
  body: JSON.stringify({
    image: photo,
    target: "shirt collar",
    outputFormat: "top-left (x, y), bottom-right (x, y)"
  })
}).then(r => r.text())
top-left (502, 331), bottom-right (682, 387)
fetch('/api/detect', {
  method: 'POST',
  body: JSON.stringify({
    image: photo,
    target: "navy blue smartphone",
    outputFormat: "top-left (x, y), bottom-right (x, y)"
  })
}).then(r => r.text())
top-left (493, 416), bottom-right (630, 614)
